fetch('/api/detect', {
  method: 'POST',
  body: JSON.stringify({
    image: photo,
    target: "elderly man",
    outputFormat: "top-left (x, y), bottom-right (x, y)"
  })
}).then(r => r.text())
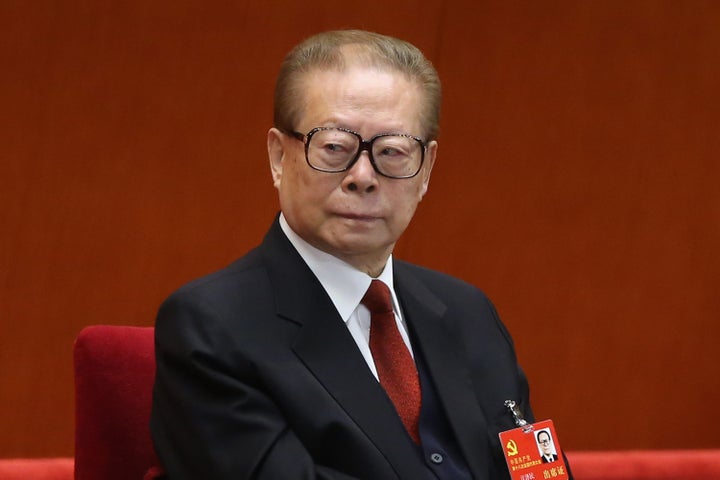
top-left (151, 30), bottom-right (560, 480)
top-left (538, 430), bottom-right (559, 463)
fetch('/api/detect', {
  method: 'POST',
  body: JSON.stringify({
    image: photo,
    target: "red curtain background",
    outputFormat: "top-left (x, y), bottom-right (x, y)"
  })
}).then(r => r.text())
top-left (2, 0), bottom-right (718, 457)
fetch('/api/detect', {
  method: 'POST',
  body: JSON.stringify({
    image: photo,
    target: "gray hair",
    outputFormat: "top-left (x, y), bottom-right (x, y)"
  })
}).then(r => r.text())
top-left (273, 30), bottom-right (441, 140)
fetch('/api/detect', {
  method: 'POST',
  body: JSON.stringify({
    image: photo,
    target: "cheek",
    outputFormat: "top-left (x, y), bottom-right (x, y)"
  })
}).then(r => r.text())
top-left (285, 168), bottom-right (339, 208)
top-left (405, 181), bottom-right (428, 207)
top-left (283, 161), bottom-right (315, 194)
top-left (390, 185), bottom-right (424, 224)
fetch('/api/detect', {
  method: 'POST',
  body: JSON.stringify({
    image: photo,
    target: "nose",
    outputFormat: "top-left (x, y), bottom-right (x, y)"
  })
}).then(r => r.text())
top-left (343, 150), bottom-right (378, 193)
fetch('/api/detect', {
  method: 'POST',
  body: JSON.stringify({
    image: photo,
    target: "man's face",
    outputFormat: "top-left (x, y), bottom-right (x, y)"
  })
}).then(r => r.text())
top-left (268, 64), bottom-right (437, 275)
top-left (538, 432), bottom-right (552, 455)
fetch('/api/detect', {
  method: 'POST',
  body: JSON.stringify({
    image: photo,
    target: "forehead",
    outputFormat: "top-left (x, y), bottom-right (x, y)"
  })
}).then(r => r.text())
top-left (296, 65), bottom-right (425, 133)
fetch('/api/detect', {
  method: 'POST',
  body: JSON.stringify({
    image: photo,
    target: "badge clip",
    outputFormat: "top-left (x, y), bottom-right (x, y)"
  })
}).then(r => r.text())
top-left (504, 400), bottom-right (533, 432)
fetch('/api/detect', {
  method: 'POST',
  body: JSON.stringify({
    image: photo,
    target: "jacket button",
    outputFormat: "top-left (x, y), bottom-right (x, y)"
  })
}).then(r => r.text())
top-left (430, 452), bottom-right (443, 464)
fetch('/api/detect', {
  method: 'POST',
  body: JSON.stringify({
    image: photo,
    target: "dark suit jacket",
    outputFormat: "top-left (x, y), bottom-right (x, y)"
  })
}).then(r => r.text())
top-left (150, 218), bottom-right (536, 479)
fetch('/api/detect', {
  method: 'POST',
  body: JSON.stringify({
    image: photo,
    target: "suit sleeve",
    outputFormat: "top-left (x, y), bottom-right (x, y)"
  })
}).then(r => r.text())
top-left (150, 292), bottom-right (360, 480)
top-left (484, 296), bottom-right (574, 479)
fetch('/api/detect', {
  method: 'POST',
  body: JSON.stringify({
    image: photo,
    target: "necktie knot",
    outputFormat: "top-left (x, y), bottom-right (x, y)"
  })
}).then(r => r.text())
top-left (361, 280), bottom-right (393, 315)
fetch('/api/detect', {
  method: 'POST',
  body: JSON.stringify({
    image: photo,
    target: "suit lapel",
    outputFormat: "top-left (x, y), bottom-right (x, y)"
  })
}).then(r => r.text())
top-left (292, 315), bottom-right (431, 479)
top-left (259, 221), bottom-right (431, 479)
top-left (395, 265), bottom-right (493, 479)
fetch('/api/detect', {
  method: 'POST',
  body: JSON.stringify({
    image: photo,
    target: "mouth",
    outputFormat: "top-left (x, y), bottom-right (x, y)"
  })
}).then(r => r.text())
top-left (335, 212), bottom-right (380, 222)
top-left (336, 212), bottom-right (381, 226)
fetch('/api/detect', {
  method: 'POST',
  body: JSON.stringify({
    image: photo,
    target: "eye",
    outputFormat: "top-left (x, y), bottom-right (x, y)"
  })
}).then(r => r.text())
top-left (375, 136), bottom-right (416, 158)
top-left (378, 146), bottom-right (405, 157)
top-left (323, 143), bottom-right (346, 153)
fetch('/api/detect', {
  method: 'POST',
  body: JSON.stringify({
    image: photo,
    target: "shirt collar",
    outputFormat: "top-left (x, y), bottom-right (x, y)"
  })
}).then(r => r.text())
top-left (279, 213), bottom-right (396, 322)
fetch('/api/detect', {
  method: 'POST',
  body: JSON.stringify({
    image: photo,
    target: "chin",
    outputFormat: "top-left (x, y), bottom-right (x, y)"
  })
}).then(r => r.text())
top-left (326, 235), bottom-right (388, 254)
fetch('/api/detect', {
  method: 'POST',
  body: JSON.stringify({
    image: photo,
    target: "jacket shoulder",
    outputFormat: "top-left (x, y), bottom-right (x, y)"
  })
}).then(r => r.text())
top-left (160, 246), bottom-right (272, 319)
top-left (395, 260), bottom-right (490, 301)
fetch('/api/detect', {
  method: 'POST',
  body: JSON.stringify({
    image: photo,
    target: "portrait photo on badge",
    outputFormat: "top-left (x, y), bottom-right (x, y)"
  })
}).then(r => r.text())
top-left (536, 428), bottom-right (558, 463)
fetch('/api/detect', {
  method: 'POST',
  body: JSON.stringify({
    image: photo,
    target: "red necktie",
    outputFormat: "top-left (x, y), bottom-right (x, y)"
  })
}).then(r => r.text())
top-left (362, 280), bottom-right (422, 443)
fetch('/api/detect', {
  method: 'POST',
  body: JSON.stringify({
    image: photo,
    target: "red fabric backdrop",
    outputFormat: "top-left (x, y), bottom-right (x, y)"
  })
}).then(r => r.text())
top-left (2, 0), bottom-right (719, 457)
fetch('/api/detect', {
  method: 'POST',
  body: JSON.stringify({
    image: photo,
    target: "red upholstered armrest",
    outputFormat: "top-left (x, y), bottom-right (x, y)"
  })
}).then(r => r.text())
top-left (0, 458), bottom-right (74, 480)
top-left (567, 450), bottom-right (720, 479)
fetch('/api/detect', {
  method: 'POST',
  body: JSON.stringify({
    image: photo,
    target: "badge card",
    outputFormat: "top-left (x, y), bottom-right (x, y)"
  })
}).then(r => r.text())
top-left (499, 419), bottom-right (569, 480)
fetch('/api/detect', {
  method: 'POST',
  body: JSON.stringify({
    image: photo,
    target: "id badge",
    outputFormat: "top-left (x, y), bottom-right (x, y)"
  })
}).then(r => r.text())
top-left (499, 401), bottom-right (569, 480)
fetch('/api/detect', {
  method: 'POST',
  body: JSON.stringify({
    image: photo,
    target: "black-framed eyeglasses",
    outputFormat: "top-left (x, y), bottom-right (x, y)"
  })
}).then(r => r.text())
top-left (286, 127), bottom-right (427, 179)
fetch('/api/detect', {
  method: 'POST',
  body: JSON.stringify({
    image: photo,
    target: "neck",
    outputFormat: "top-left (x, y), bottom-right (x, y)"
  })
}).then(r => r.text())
top-left (341, 252), bottom-right (391, 278)
top-left (338, 245), bottom-right (394, 278)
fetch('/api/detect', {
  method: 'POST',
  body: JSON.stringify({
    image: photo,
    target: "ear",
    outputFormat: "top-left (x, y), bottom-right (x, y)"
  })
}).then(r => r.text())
top-left (267, 128), bottom-right (286, 189)
top-left (418, 140), bottom-right (437, 199)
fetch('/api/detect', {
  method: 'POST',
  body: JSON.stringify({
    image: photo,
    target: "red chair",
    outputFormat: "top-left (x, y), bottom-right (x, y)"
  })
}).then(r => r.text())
top-left (568, 450), bottom-right (720, 479)
top-left (73, 325), bottom-right (163, 480)
top-left (0, 458), bottom-right (74, 480)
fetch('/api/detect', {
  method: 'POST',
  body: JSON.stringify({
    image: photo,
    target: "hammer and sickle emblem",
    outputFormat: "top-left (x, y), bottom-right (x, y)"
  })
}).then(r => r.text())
top-left (506, 439), bottom-right (519, 456)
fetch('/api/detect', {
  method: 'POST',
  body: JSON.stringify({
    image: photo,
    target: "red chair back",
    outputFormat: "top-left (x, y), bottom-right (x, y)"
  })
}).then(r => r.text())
top-left (74, 325), bottom-right (161, 480)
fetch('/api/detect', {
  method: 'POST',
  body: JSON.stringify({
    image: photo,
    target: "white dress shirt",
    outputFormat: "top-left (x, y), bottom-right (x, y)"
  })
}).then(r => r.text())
top-left (279, 214), bottom-right (414, 380)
